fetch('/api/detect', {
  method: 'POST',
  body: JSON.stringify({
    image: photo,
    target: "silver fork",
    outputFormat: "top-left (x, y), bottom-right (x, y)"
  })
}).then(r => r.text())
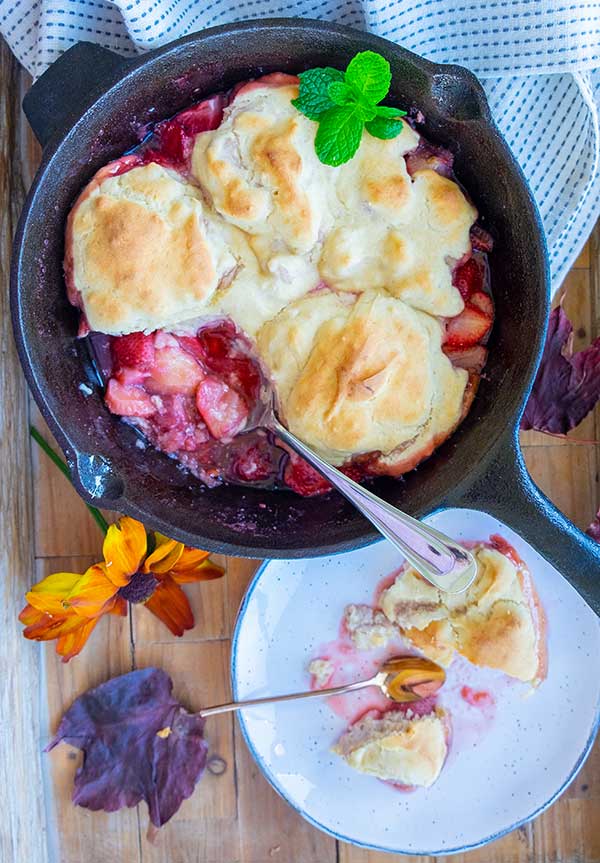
top-left (252, 394), bottom-right (477, 594)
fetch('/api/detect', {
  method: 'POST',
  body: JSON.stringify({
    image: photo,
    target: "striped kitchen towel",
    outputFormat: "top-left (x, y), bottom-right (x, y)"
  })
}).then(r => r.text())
top-left (1, 0), bottom-right (598, 293)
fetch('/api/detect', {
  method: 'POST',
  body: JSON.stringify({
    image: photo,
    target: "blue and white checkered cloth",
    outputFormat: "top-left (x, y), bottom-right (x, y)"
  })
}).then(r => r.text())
top-left (2, 0), bottom-right (598, 293)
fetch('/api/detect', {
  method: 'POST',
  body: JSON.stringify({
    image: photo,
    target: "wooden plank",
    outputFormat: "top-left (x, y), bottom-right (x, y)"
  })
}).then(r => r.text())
top-left (134, 640), bottom-right (240, 863)
top-left (234, 722), bottom-right (337, 863)
top-left (532, 798), bottom-right (600, 861)
top-left (339, 847), bottom-right (436, 863)
top-left (30, 405), bottom-right (116, 558)
top-left (0, 45), bottom-right (51, 863)
top-left (40, 556), bottom-right (140, 863)
top-left (522, 444), bottom-right (597, 532)
top-left (573, 240), bottom-right (591, 269)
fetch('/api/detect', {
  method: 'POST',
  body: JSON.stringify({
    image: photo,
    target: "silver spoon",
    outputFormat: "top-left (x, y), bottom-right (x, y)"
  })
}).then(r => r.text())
top-left (251, 393), bottom-right (477, 594)
top-left (200, 655), bottom-right (445, 717)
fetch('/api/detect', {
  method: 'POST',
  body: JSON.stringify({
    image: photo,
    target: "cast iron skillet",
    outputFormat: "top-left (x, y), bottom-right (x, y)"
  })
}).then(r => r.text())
top-left (11, 19), bottom-right (600, 612)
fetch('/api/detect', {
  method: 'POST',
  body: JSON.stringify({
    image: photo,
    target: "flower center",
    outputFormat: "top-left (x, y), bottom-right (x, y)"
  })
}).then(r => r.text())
top-left (118, 572), bottom-right (159, 604)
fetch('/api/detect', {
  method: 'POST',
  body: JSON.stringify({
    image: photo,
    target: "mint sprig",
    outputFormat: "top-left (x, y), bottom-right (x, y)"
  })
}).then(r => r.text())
top-left (292, 51), bottom-right (407, 166)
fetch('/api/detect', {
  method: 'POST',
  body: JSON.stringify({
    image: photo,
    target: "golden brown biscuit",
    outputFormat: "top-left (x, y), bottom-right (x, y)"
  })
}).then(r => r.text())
top-left (379, 546), bottom-right (543, 682)
top-left (320, 141), bottom-right (477, 317)
top-left (67, 162), bottom-right (243, 334)
top-left (332, 709), bottom-right (447, 786)
top-left (257, 290), bottom-right (468, 465)
top-left (191, 83), bottom-right (338, 261)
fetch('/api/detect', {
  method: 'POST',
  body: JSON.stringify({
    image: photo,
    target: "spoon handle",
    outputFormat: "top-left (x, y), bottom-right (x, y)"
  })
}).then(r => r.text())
top-left (272, 418), bottom-right (476, 594)
top-left (200, 677), bottom-right (375, 718)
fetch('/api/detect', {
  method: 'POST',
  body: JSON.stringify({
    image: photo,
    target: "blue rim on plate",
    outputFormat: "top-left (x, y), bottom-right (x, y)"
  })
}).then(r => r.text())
top-left (231, 543), bottom-right (600, 855)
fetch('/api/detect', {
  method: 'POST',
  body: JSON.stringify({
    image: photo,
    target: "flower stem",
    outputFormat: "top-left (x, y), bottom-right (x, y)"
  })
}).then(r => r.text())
top-left (29, 425), bottom-right (110, 535)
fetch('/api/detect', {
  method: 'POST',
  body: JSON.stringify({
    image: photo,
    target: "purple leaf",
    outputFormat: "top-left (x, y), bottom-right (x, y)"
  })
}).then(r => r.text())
top-left (521, 307), bottom-right (600, 435)
top-left (47, 668), bottom-right (208, 827)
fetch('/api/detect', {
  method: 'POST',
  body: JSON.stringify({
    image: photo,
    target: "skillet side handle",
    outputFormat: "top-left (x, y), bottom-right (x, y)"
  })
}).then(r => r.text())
top-left (23, 42), bottom-right (132, 148)
top-left (460, 435), bottom-right (600, 616)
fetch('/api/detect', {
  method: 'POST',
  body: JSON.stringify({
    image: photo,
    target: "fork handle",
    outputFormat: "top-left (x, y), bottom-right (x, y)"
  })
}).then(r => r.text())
top-left (272, 419), bottom-right (476, 593)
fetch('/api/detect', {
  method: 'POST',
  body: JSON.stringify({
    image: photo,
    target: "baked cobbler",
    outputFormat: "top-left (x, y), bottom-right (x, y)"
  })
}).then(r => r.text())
top-left (332, 708), bottom-right (448, 787)
top-left (353, 539), bottom-right (546, 683)
top-left (65, 70), bottom-right (494, 495)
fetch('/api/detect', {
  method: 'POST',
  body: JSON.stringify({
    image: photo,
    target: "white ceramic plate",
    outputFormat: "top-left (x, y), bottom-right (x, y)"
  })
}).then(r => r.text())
top-left (231, 508), bottom-right (600, 855)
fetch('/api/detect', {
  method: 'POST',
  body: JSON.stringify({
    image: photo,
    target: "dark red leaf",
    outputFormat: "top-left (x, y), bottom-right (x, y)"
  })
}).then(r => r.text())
top-left (46, 668), bottom-right (208, 827)
top-left (521, 307), bottom-right (600, 434)
top-left (586, 510), bottom-right (600, 543)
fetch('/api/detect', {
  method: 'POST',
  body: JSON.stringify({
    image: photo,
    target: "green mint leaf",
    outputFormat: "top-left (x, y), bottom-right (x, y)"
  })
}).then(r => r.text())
top-left (365, 115), bottom-right (405, 140)
top-left (345, 51), bottom-right (391, 105)
top-left (327, 81), bottom-right (355, 106)
top-left (356, 101), bottom-right (377, 122)
top-left (315, 105), bottom-right (365, 166)
top-left (375, 105), bottom-right (407, 119)
top-left (292, 67), bottom-right (344, 120)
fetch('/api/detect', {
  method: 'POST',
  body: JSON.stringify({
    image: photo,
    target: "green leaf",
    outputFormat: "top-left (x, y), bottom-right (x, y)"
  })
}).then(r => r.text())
top-left (292, 66), bottom-right (344, 119)
top-left (356, 101), bottom-right (377, 122)
top-left (365, 114), bottom-right (406, 140)
top-left (315, 105), bottom-right (365, 166)
top-left (345, 51), bottom-right (391, 105)
top-left (375, 105), bottom-right (407, 119)
top-left (327, 81), bottom-right (355, 106)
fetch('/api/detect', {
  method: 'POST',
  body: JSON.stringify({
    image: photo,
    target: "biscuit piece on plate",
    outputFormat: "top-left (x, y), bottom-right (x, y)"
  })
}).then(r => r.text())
top-left (333, 709), bottom-right (447, 787)
top-left (257, 290), bottom-right (469, 466)
top-left (65, 162), bottom-right (242, 334)
top-left (379, 545), bottom-right (545, 682)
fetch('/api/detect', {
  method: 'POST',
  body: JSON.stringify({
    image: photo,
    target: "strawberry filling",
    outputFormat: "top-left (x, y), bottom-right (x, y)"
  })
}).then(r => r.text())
top-left (74, 77), bottom-right (494, 496)
top-left (444, 256), bottom-right (494, 349)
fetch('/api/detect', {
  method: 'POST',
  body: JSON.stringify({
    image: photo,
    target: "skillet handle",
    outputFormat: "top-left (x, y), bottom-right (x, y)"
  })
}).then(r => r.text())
top-left (457, 433), bottom-right (600, 615)
top-left (23, 42), bottom-right (133, 148)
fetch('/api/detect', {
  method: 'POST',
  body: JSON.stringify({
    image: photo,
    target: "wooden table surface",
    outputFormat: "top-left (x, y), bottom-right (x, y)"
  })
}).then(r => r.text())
top-left (1, 38), bottom-right (600, 863)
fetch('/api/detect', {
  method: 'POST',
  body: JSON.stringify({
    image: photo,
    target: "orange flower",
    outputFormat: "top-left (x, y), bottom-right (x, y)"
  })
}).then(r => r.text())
top-left (20, 517), bottom-right (223, 661)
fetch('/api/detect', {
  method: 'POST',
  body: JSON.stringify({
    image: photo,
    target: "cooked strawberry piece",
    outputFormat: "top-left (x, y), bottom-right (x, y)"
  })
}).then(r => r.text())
top-left (105, 379), bottom-right (155, 417)
top-left (444, 344), bottom-right (488, 373)
top-left (469, 291), bottom-right (494, 317)
top-left (405, 142), bottom-right (454, 178)
top-left (111, 332), bottom-right (156, 371)
top-left (283, 452), bottom-right (332, 496)
top-left (77, 315), bottom-right (91, 338)
top-left (452, 257), bottom-right (484, 301)
top-left (445, 304), bottom-right (492, 348)
top-left (470, 224), bottom-right (494, 253)
top-left (193, 323), bottom-right (261, 403)
top-left (232, 443), bottom-right (275, 482)
top-left (196, 377), bottom-right (248, 441)
top-left (340, 462), bottom-right (367, 483)
top-left (145, 346), bottom-right (204, 396)
top-left (151, 394), bottom-right (210, 453)
top-left (148, 94), bottom-right (227, 167)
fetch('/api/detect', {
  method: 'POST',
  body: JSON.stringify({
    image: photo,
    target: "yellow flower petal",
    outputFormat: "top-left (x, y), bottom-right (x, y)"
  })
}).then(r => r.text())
top-left (144, 536), bottom-right (184, 575)
top-left (102, 517), bottom-right (147, 586)
top-left (110, 595), bottom-right (128, 617)
top-left (26, 572), bottom-right (85, 616)
top-left (56, 617), bottom-right (101, 662)
top-left (170, 550), bottom-right (225, 584)
top-left (20, 604), bottom-right (84, 641)
top-left (144, 576), bottom-right (194, 637)
top-left (66, 564), bottom-right (118, 618)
